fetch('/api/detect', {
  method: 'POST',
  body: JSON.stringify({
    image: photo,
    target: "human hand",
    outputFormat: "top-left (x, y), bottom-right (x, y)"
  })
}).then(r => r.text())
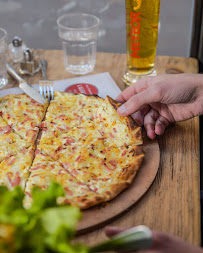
top-left (105, 226), bottom-right (203, 253)
top-left (117, 74), bottom-right (203, 139)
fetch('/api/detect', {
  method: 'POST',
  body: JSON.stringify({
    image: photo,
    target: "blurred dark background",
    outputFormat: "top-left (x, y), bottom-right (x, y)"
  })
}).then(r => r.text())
top-left (0, 0), bottom-right (199, 58)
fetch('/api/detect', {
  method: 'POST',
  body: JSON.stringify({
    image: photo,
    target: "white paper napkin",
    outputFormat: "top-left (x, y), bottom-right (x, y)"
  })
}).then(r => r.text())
top-left (0, 72), bottom-right (121, 99)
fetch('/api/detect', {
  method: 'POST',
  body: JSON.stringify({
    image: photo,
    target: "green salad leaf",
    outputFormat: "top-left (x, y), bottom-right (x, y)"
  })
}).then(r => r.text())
top-left (0, 182), bottom-right (88, 253)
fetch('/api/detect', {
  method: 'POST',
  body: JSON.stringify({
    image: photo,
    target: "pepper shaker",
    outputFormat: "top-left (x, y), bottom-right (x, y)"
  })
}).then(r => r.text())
top-left (19, 48), bottom-right (40, 75)
top-left (8, 36), bottom-right (26, 63)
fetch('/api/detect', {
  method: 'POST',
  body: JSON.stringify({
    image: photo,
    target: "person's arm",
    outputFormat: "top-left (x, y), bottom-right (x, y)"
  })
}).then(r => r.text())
top-left (105, 226), bottom-right (203, 253)
top-left (116, 74), bottom-right (203, 139)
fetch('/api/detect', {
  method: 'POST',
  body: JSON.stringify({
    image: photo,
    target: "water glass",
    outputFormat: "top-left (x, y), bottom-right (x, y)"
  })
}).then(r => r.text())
top-left (0, 28), bottom-right (8, 88)
top-left (57, 13), bottom-right (100, 75)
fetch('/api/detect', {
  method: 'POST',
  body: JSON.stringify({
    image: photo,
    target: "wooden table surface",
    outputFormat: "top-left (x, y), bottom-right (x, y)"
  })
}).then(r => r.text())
top-left (5, 51), bottom-right (200, 246)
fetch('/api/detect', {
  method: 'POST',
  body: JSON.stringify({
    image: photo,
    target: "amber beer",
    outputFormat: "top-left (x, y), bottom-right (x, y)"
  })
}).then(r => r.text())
top-left (123, 0), bottom-right (161, 85)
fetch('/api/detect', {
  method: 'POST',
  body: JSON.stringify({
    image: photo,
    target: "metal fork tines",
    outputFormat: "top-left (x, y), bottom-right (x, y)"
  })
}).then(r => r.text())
top-left (39, 59), bottom-right (54, 102)
top-left (39, 80), bottom-right (54, 102)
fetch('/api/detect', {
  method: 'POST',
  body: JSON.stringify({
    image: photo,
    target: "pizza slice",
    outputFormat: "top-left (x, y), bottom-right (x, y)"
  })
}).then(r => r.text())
top-left (37, 142), bottom-right (144, 202)
top-left (40, 114), bottom-right (142, 149)
top-left (0, 146), bottom-right (34, 190)
top-left (39, 92), bottom-right (106, 137)
top-left (41, 93), bottom-right (142, 147)
top-left (93, 96), bottom-right (143, 147)
top-left (24, 152), bottom-right (104, 209)
top-left (0, 94), bottom-right (48, 144)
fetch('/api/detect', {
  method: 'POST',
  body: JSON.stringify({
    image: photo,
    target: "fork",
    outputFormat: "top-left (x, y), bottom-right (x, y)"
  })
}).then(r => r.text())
top-left (39, 59), bottom-right (54, 102)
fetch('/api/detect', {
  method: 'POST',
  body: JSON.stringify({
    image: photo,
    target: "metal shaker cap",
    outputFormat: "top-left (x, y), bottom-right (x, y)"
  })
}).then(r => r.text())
top-left (12, 36), bottom-right (22, 47)
top-left (23, 48), bottom-right (33, 61)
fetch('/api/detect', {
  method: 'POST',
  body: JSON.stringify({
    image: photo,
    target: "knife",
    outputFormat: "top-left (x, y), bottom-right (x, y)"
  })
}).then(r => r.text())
top-left (89, 225), bottom-right (153, 252)
top-left (6, 63), bottom-right (47, 104)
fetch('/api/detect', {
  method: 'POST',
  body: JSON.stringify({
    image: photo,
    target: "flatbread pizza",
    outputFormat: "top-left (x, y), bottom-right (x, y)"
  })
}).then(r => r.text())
top-left (0, 92), bottom-right (144, 209)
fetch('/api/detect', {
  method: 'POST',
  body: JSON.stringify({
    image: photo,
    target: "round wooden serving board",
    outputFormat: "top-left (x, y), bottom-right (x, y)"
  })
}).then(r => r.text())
top-left (77, 137), bottom-right (160, 234)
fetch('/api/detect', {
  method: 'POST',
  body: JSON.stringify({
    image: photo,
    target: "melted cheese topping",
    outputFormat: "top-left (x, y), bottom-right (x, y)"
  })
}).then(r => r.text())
top-left (0, 146), bottom-right (34, 190)
top-left (0, 94), bottom-right (48, 144)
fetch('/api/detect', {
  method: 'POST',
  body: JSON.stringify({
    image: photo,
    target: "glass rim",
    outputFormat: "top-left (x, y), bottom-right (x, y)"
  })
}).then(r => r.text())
top-left (57, 13), bottom-right (100, 31)
top-left (0, 28), bottom-right (7, 41)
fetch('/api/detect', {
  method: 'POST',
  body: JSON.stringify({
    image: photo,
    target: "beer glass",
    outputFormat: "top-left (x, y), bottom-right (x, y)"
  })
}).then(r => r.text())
top-left (123, 0), bottom-right (161, 85)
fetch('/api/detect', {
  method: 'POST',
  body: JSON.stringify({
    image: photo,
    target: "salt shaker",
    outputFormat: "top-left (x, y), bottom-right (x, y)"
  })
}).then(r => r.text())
top-left (19, 48), bottom-right (40, 75)
top-left (8, 36), bottom-right (26, 63)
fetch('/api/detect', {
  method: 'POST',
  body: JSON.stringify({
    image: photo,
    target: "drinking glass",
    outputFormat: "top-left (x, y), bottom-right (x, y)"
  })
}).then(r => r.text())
top-left (123, 0), bottom-right (161, 85)
top-left (0, 28), bottom-right (8, 88)
top-left (57, 13), bottom-right (100, 75)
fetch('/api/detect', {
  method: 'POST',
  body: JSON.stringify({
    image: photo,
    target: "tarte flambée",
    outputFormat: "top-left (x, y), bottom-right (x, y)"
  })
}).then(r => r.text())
top-left (0, 92), bottom-right (144, 210)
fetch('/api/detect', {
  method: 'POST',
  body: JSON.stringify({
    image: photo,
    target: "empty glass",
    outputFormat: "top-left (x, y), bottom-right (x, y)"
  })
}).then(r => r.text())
top-left (0, 28), bottom-right (8, 88)
top-left (57, 13), bottom-right (100, 75)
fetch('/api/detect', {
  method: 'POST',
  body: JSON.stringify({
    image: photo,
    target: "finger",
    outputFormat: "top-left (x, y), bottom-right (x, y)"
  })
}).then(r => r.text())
top-left (116, 78), bottom-right (151, 103)
top-left (117, 88), bottom-right (159, 117)
top-left (154, 116), bottom-right (170, 136)
top-left (116, 85), bottom-right (138, 103)
top-left (144, 109), bottom-right (159, 140)
top-left (105, 226), bottom-right (126, 238)
top-left (116, 93), bottom-right (128, 103)
top-left (131, 105), bottom-right (150, 126)
top-left (131, 111), bottom-right (144, 126)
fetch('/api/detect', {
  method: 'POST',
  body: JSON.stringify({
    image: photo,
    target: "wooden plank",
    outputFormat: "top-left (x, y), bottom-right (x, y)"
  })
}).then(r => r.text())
top-left (5, 51), bottom-right (200, 246)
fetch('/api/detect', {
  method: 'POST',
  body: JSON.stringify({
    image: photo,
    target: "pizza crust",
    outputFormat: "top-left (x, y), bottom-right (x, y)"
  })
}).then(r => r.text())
top-left (59, 193), bottom-right (105, 210)
top-left (106, 96), bottom-right (143, 145)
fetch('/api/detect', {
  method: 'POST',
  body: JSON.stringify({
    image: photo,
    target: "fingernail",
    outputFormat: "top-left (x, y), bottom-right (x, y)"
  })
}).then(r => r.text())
top-left (117, 105), bottom-right (126, 115)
